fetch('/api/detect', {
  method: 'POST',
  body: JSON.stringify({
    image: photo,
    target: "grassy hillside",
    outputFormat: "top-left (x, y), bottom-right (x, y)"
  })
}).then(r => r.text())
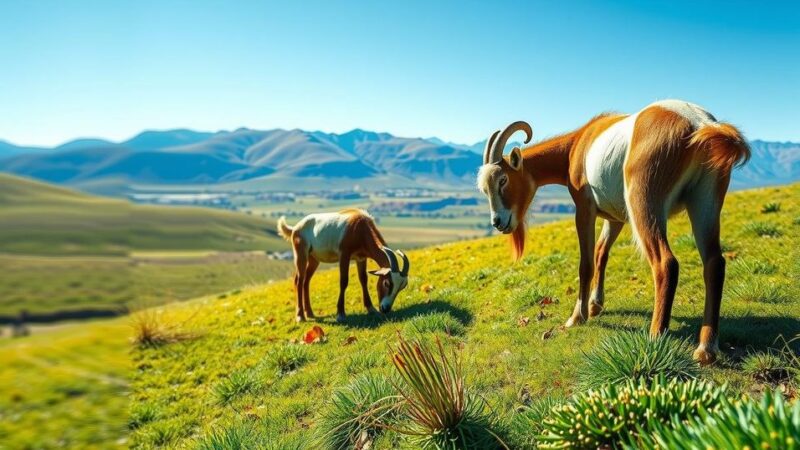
top-left (0, 174), bottom-right (292, 316)
top-left (125, 183), bottom-right (799, 448)
top-left (0, 173), bottom-right (285, 256)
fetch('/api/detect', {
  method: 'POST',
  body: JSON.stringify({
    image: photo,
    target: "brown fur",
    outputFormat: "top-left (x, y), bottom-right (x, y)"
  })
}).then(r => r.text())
top-left (487, 102), bottom-right (748, 364)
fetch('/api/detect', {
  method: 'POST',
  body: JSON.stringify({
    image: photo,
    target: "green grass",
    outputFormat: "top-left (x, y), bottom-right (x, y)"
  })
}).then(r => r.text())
top-left (0, 173), bottom-right (286, 256)
top-left (127, 183), bottom-right (800, 449)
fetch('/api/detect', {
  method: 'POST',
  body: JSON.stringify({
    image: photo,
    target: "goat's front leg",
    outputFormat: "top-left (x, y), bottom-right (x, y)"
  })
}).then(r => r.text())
top-left (356, 259), bottom-right (377, 314)
top-left (565, 204), bottom-right (596, 327)
top-left (336, 253), bottom-right (351, 323)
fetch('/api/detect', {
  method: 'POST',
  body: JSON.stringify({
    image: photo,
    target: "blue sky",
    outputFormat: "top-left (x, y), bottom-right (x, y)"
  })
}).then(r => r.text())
top-left (1, 0), bottom-right (798, 146)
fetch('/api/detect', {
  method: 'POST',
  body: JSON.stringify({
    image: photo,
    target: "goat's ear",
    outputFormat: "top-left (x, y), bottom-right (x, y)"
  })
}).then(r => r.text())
top-left (369, 268), bottom-right (391, 276)
top-left (509, 147), bottom-right (523, 171)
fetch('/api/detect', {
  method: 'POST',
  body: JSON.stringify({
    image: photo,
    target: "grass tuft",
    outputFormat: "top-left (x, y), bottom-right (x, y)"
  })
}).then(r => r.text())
top-left (265, 344), bottom-right (310, 375)
top-left (130, 308), bottom-right (196, 348)
top-left (316, 373), bottom-right (399, 450)
top-left (345, 350), bottom-right (385, 375)
top-left (728, 280), bottom-right (789, 304)
top-left (732, 258), bottom-right (778, 275)
top-left (577, 331), bottom-right (699, 389)
top-left (403, 311), bottom-right (466, 338)
top-left (744, 221), bottom-right (782, 238)
top-left (509, 395), bottom-right (564, 449)
top-left (761, 202), bottom-right (781, 213)
top-left (213, 368), bottom-right (262, 404)
top-left (741, 350), bottom-right (791, 384)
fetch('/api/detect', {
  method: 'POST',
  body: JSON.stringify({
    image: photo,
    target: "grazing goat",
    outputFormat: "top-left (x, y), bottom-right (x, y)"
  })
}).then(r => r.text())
top-left (277, 209), bottom-right (409, 323)
top-left (477, 100), bottom-right (750, 364)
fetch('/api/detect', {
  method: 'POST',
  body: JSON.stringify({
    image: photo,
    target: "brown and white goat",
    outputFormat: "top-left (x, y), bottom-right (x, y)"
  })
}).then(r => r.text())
top-left (477, 99), bottom-right (750, 364)
top-left (277, 209), bottom-right (409, 323)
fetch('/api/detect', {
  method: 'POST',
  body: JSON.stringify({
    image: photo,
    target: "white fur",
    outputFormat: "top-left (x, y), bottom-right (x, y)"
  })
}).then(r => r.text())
top-left (292, 212), bottom-right (353, 263)
top-left (585, 114), bottom-right (637, 222)
top-left (650, 99), bottom-right (717, 128)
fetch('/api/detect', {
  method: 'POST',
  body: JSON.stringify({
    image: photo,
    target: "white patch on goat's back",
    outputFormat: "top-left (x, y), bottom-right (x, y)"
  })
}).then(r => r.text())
top-left (300, 213), bottom-right (350, 263)
top-left (585, 114), bottom-right (636, 222)
top-left (648, 99), bottom-right (717, 128)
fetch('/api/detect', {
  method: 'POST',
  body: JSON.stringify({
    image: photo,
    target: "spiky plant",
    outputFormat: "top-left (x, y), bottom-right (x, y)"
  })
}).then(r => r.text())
top-left (537, 376), bottom-right (726, 449)
top-left (761, 202), bottom-right (781, 213)
top-left (391, 335), bottom-right (505, 449)
top-left (576, 331), bottom-right (699, 390)
top-left (635, 390), bottom-right (800, 449)
top-left (316, 372), bottom-right (399, 450)
top-left (728, 280), bottom-right (789, 304)
top-left (197, 420), bottom-right (260, 450)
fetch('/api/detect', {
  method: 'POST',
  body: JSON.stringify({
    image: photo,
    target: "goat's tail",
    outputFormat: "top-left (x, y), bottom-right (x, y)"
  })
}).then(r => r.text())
top-left (276, 216), bottom-right (293, 241)
top-left (689, 122), bottom-right (751, 174)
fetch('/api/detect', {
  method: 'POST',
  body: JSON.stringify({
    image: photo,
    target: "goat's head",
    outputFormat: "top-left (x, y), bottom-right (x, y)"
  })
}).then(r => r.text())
top-left (369, 247), bottom-right (410, 313)
top-left (476, 121), bottom-right (535, 260)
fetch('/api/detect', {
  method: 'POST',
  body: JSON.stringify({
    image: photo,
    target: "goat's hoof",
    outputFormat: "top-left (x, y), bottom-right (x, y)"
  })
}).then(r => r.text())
top-left (692, 346), bottom-right (718, 366)
top-left (589, 303), bottom-right (604, 317)
top-left (564, 314), bottom-right (586, 328)
top-left (295, 315), bottom-right (306, 323)
top-left (336, 313), bottom-right (346, 323)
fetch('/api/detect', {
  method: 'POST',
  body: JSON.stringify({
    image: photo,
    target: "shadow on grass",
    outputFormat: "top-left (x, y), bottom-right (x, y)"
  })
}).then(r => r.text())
top-left (315, 299), bottom-right (473, 330)
top-left (595, 308), bottom-right (800, 352)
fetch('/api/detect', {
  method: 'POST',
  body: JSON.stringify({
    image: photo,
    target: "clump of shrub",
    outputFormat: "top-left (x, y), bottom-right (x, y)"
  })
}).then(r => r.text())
top-left (265, 344), bottom-right (310, 375)
top-left (761, 202), bottom-right (781, 213)
top-left (536, 376), bottom-right (726, 449)
top-left (577, 331), bottom-right (699, 389)
top-left (639, 390), bottom-right (799, 449)
top-left (403, 311), bottom-right (466, 338)
top-left (130, 308), bottom-right (196, 348)
top-left (214, 368), bottom-right (263, 404)
top-left (744, 221), bottom-right (782, 237)
top-left (316, 373), bottom-right (399, 449)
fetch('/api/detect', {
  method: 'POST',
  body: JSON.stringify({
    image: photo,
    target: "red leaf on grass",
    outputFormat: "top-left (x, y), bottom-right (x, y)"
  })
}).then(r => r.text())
top-left (303, 325), bottom-right (325, 344)
top-left (539, 296), bottom-right (554, 306)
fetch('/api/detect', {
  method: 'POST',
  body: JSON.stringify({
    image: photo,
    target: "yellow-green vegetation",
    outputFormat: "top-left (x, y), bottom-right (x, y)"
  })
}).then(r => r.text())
top-left (0, 318), bottom-right (129, 449)
top-left (0, 174), bottom-right (285, 257)
top-left (127, 183), bottom-right (799, 448)
top-left (0, 174), bottom-right (292, 315)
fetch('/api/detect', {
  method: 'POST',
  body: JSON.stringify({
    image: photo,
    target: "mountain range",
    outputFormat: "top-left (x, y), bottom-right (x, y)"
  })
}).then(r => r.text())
top-left (0, 129), bottom-right (798, 194)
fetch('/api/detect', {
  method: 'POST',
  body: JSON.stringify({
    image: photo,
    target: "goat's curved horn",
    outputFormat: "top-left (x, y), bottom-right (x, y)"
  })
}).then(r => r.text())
top-left (396, 250), bottom-right (410, 276)
top-left (489, 121), bottom-right (533, 164)
top-left (382, 246), bottom-right (399, 272)
top-left (482, 130), bottom-right (501, 165)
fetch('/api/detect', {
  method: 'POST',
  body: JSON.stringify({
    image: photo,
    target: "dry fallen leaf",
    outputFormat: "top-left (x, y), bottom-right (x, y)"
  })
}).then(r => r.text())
top-left (542, 327), bottom-right (556, 340)
top-left (303, 325), bottom-right (325, 344)
top-left (723, 251), bottom-right (738, 260)
top-left (517, 316), bottom-right (530, 327)
top-left (420, 284), bottom-right (435, 294)
top-left (564, 286), bottom-right (575, 296)
top-left (536, 310), bottom-right (547, 321)
top-left (342, 335), bottom-right (358, 346)
top-left (539, 296), bottom-right (555, 306)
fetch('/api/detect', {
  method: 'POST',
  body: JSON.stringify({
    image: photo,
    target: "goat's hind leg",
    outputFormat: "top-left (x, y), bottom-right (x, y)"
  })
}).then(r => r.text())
top-left (292, 242), bottom-right (310, 322)
top-left (356, 259), bottom-right (377, 314)
top-left (302, 257), bottom-right (319, 319)
top-left (686, 176), bottom-right (728, 365)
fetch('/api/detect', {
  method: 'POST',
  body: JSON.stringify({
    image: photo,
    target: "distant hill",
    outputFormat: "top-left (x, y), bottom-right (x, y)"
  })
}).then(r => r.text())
top-left (0, 173), bottom-right (285, 256)
top-left (0, 129), bottom-right (797, 194)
